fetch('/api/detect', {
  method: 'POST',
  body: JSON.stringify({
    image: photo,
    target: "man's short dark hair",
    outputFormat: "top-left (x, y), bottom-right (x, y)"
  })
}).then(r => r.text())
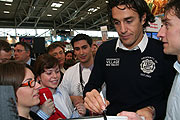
top-left (0, 40), bottom-right (11, 52)
top-left (164, 0), bottom-right (180, 19)
top-left (70, 34), bottom-right (93, 48)
top-left (14, 42), bottom-right (31, 51)
top-left (107, 0), bottom-right (155, 28)
top-left (14, 42), bottom-right (33, 57)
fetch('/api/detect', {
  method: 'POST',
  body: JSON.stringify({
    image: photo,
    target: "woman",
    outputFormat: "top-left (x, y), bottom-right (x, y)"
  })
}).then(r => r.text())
top-left (34, 54), bottom-right (85, 119)
top-left (0, 61), bottom-right (42, 120)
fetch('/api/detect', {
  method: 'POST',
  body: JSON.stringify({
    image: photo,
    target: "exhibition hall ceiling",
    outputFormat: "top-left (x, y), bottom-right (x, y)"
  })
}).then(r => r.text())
top-left (0, 0), bottom-right (114, 31)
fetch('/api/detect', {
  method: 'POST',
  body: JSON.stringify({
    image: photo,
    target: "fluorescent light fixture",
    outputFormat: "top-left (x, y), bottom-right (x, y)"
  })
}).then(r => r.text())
top-left (4, 11), bottom-right (10, 14)
top-left (97, 7), bottom-right (100, 9)
top-left (0, 0), bottom-right (13, 2)
top-left (105, 1), bottom-right (109, 3)
top-left (47, 14), bottom-right (52, 17)
top-left (5, 3), bottom-right (12, 6)
top-left (52, 8), bottom-right (58, 11)
top-left (51, 3), bottom-right (62, 8)
top-left (59, 1), bottom-right (64, 4)
top-left (88, 8), bottom-right (98, 12)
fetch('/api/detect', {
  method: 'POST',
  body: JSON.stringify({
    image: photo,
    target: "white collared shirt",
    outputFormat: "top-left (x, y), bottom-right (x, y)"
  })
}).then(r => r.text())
top-left (53, 87), bottom-right (80, 118)
top-left (26, 58), bottom-right (31, 65)
top-left (115, 33), bottom-right (148, 53)
top-left (165, 61), bottom-right (180, 120)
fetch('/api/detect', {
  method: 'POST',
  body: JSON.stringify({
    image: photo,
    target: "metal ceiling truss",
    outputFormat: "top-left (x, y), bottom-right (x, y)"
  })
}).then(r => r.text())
top-left (0, 0), bottom-right (112, 31)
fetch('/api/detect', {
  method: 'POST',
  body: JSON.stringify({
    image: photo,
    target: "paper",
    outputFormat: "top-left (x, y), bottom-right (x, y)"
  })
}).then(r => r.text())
top-left (71, 116), bottom-right (145, 120)
top-left (71, 116), bottom-right (128, 120)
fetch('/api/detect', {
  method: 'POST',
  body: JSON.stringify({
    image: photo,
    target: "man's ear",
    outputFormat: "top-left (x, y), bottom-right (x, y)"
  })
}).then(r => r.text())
top-left (141, 13), bottom-right (147, 25)
top-left (27, 50), bottom-right (30, 57)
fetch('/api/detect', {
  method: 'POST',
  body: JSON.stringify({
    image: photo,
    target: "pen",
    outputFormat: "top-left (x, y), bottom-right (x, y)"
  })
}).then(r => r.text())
top-left (43, 93), bottom-right (47, 100)
top-left (100, 91), bottom-right (107, 120)
top-left (43, 93), bottom-right (56, 112)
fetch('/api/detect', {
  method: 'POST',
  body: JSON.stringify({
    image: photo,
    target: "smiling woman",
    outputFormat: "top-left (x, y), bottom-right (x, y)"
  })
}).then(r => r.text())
top-left (34, 53), bottom-right (80, 119)
top-left (0, 61), bottom-right (42, 120)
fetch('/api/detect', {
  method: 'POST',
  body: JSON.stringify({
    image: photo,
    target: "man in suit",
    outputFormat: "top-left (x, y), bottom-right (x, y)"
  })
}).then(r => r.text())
top-left (14, 42), bottom-right (35, 69)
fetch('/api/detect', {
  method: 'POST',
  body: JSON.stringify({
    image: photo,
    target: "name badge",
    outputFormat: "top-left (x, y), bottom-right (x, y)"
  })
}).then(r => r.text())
top-left (106, 58), bottom-right (120, 66)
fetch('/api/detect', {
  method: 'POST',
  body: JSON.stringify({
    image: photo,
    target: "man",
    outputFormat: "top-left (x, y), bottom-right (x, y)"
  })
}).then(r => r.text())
top-left (59, 34), bottom-right (94, 115)
top-left (0, 40), bottom-right (12, 63)
top-left (157, 0), bottom-right (180, 119)
top-left (14, 42), bottom-right (35, 68)
top-left (47, 42), bottom-right (66, 74)
top-left (92, 43), bottom-right (98, 58)
top-left (83, 0), bottom-right (176, 120)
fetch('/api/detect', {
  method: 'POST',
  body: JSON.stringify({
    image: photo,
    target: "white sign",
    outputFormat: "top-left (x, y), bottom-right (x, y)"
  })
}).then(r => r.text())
top-left (145, 17), bottom-right (162, 32)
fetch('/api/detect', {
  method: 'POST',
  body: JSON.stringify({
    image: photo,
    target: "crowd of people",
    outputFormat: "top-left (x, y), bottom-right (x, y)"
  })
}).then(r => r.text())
top-left (0, 0), bottom-right (180, 120)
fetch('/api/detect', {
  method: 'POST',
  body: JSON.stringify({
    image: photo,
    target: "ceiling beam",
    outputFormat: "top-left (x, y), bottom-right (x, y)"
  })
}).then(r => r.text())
top-left (34, 0), bottom-right (51, 27)
top-left (56, 0), bottom-right (93, 28)
top-left (17, 0), bottom-right (39, 27)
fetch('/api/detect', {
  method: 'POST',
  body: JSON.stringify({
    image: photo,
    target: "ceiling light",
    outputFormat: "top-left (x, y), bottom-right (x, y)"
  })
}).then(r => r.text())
top-left (47, 14), bottom-right (52, 17)
top-left (5, 3), bottom-right (12, 6)
top-left (4, 11), bottom-right (10, 14)
top-left (93, 9), bottom-right (97, 12)
top-left (88, 8), bottom-right (93, 12)
top-left (51, 3), bottom-right (62, 8)
top-left (97, 7), bottom-right (100, 9)
top-left (88, 8), bottom-right (98, 12)
top-left (105, 1), bottom-right (109, 3)
top-left (0, 0), bottom-right (13, 2)
top-left (52, 8), bottom-right (58, 11)
top-left (59, 1), bottom-right (64, 4)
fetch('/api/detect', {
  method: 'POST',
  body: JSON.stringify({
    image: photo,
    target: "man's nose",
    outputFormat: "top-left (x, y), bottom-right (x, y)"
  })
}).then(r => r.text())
top-left (120, 23), bottom-right (127, 34)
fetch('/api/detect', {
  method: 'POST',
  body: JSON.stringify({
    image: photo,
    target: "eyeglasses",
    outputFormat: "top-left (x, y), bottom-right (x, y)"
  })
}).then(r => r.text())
top-left (20, 78), bottom-right (36, 88)
top-left (14, 49), bottom-right (26, 53)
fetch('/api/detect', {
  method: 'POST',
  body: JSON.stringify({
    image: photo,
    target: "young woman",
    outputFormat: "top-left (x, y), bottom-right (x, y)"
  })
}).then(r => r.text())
top-left (0, 61), bottom-right (42, 120)
top-left (34, 54), bottom-right (85, 119)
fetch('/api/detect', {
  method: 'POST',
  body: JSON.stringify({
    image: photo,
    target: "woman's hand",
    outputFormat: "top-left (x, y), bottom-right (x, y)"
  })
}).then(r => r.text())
top-left (40, 98), bottom-right (55, 116)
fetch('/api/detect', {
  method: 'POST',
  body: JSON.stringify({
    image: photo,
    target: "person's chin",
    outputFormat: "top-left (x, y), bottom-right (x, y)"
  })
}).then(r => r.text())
top-left (33, 99), bottom-right (40, 106)
top-left (50, 84), bottom-right (58, 89)
top-left (163, 48), bottom-right (171, 55)
top-left (80, 58), bottom-right (87, 62)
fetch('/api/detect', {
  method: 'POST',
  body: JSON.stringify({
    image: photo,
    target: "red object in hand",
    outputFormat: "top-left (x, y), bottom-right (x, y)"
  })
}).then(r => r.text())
top-left (39, 88), bottom-right (66, 119)
top-left (39, 88), bottom-right (53, 105)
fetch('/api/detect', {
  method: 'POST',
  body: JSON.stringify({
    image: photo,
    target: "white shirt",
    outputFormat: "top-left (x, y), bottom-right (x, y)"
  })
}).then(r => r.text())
top-left (26, 58), bottom-right (31, 65)
top-left (115, 33), bottom-right (148, 53)
top-left (53, 86), bottom-right (79, 118)
top-left (59, 62), bottom-right (92, 96)
top-left (165, 61), bottom-right (180, 120)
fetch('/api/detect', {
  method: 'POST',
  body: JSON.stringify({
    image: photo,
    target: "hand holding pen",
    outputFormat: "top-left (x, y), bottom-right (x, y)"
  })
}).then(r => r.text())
top-left (100, 91), bottom-right (107, 120)
top-left (84, 89), bottom-right (110, 114)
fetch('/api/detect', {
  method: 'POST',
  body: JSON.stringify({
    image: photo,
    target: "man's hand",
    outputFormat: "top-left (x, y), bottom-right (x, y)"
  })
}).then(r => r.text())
top-left (136, 106), bottom-right (155, 120)
top-left (75, 103), bottom-right (86, 116)
top-left (84, 89), bottom-right (110, 114)
top-left (117, 111), bottom-right (143, 120)
top-left (40, 99), bottom-right (55, 116)
top-left (70, 96), bottom-right (84, 106)
top-left (70, 96), bottom-right (86, 116)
